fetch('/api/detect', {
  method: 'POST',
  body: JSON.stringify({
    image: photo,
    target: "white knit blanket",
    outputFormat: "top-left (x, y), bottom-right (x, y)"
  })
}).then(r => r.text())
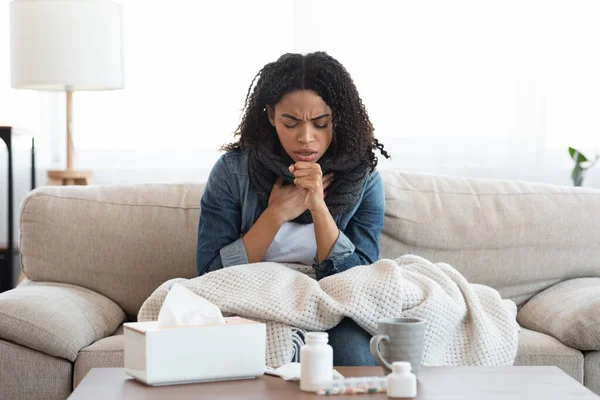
top-left (138, 255), bottom-right (519, 367)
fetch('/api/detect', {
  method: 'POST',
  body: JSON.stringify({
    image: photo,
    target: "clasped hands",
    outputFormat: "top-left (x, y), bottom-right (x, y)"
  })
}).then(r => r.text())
top-left (268, 162), bottom-right (334, 223)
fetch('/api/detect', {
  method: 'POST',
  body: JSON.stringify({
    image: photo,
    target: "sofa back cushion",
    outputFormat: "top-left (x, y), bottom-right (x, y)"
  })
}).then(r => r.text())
top-left (20, 184), bottom-right (202, 318)
top-left (379, 171), bottom-right (600, 305)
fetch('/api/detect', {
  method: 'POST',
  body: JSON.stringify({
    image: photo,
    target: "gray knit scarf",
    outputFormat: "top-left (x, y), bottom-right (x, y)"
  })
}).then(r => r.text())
top-left (248, 144), bottom-right (370, 224)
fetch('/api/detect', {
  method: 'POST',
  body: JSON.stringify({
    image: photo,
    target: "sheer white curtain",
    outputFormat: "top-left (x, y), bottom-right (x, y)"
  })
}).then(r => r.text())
top-left (303, 1), bottom-right (520, 174)
top-left (302, 0), bottom-right (599, 184)
top-left (545, 1), bottom-right (600, 150)
top-left (3, 0), bottom-right (600, 187)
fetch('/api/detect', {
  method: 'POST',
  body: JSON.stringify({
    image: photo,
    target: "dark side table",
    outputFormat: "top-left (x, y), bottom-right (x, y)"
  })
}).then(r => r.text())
top-left (0, 126), bottom-right (36, 293)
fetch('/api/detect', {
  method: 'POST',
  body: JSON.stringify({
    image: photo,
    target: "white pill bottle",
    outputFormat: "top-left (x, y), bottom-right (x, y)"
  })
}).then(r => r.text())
top-left (300, 332), bottom-right (334, 392)
top-left (387, 361), bottom-right (417, 398)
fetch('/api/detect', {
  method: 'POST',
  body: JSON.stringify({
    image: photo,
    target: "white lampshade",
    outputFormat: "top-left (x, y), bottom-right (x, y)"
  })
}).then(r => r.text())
top-left (9, 0), bottom-right (124, 91)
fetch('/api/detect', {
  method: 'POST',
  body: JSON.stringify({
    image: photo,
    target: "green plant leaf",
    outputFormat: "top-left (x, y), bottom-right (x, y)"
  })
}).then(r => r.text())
top-left (569, 147), bottom-right (589, 163)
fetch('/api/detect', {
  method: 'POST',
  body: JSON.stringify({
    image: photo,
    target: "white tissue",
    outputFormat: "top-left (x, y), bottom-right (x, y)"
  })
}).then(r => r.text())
top-left (157, 283), bottom-right (226, 326)
top-left (265, 363), bottom-right (345, 381)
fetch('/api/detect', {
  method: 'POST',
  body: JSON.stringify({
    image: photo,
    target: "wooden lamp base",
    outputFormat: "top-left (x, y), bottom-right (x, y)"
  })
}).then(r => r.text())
top-left (47, 170), bottom-right (92, 186)
top-left (46, 92), bottom-right (93, 186)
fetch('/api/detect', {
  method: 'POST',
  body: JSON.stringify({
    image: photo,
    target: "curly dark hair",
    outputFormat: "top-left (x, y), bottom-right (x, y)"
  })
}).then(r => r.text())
top-left (222, 51), bottom-right (390, 170)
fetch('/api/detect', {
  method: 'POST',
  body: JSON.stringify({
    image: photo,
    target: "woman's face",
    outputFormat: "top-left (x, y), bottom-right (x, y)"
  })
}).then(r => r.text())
top-left (267, 90), bottom-right (333, 163)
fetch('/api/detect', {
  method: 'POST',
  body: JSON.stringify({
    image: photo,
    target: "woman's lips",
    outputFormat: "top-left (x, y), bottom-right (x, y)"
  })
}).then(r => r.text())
top-left (294, 151), bottom-right (318, 161)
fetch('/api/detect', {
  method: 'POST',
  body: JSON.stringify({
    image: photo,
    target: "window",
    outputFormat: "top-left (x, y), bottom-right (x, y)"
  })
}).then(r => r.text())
top-left (2, 0), bottom-right (599, 184)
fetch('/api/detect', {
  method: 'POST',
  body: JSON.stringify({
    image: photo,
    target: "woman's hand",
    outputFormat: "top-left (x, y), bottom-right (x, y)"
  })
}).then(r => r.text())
top-left (268, 177), bottom-right (308, 224)
top-left (290, 162), bottom-right (334, 212)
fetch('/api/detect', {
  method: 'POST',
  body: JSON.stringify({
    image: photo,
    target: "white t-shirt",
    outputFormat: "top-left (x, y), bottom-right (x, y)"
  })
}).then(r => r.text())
top-left (263, 222), bottom-right (317, 265)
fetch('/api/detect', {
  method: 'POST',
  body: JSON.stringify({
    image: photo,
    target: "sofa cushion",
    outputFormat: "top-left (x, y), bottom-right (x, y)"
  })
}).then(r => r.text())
top-left (517, 278), bottom-right (600, 351)
top-left (585, 351), bottom-right (600, 395)
top-left (0, 339), bottom-right (72, 400)
top-left (379, 171), bottom-right (600, 306)
top-left (73, 326), bottom-right (124, 389)
top-left (515, 327), bottom-right (583, 383)
top-left (19, 184), bottom-right (203, 317)
top-left (0, 281), bottom-right (125, 362)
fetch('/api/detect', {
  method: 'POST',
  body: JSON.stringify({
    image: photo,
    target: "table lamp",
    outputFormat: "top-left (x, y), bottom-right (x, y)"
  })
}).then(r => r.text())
top-left (9, 0), bottom-right (124, 185)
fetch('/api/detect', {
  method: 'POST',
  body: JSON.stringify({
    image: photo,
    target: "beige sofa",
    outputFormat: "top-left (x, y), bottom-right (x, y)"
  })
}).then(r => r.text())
top-left (0, 170), bottom-right (599, 400)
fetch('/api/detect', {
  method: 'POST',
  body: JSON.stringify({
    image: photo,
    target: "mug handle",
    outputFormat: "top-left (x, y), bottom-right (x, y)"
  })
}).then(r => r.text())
top-left (370, 334), bottom-right (393, 371)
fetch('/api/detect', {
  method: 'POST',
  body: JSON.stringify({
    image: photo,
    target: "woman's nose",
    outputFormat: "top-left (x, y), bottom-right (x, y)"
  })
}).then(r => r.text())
top-left (297, 124), bottom-right (315, 143)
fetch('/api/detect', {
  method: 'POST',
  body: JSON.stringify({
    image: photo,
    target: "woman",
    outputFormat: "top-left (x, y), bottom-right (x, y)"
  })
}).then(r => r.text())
top-left (196, 51), bottom-right (390, 365)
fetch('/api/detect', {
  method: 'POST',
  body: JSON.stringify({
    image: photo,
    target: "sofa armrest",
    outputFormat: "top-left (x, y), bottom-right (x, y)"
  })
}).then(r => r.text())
top-left (517, 277), bottom-right (600, 351)
top-left (0, 281), bottom-right (126, 361)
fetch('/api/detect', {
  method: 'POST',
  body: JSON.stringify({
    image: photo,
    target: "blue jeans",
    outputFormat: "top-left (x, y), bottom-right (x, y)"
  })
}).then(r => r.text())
top-left (327, 318), bottom-right (378, 366)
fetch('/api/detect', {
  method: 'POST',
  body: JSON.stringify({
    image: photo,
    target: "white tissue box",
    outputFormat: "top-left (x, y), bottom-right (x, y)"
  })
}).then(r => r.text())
top-left (124, 317), bottom-right (266, 386)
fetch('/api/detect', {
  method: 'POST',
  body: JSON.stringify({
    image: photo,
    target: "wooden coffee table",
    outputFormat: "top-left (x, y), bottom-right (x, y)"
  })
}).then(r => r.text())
top-left (68, 366), bottom-right (599, 399)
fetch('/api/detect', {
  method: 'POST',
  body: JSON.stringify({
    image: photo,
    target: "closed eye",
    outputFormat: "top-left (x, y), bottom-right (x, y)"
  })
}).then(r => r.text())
top-left (284, 123), bottom-right (327, 129)
top-left (281, 113), bottom-right (330, 129)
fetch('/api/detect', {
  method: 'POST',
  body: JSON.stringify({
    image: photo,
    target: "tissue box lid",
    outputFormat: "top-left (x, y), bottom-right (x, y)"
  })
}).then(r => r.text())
top-left (124, 316), bottom-right (262, 334)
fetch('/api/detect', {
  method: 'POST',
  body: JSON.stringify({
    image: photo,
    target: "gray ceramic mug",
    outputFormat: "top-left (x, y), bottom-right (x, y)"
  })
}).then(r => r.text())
top-left (369, 317), bottom-right (426, 376)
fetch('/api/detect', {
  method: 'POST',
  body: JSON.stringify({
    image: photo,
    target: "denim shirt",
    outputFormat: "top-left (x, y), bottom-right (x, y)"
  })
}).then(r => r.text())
top-left (196, 150), bottom-right (385, 280)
